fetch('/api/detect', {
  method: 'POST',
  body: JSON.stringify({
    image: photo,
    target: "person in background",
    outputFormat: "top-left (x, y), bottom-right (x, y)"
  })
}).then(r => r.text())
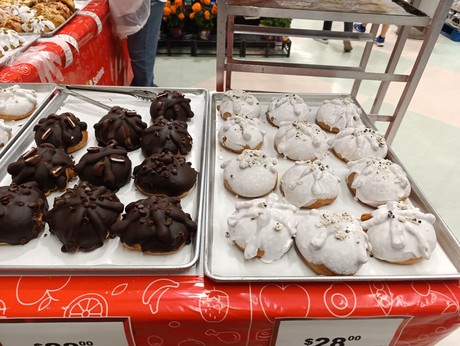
top-left (315, 21), bottom-right (353, 52)
top-left (353, 23), bottom-right (390, 47)
top-left (127, 0), bottom-right (166, 86)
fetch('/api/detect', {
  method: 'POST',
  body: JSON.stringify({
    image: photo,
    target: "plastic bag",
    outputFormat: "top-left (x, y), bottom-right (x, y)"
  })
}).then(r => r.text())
top-left (108, 0), bottom-right (151, 38)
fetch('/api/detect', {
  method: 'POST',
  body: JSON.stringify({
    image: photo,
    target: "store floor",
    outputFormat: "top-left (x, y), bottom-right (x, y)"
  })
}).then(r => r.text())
top-left (155, 20), bottom-right (460, 345)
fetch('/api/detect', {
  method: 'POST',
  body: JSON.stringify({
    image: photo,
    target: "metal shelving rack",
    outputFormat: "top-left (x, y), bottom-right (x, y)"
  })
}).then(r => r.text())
top-left (215, 0), bottom-right (454, 144)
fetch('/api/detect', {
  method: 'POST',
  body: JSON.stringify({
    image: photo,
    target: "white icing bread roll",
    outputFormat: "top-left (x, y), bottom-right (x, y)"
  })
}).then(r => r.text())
top-left (0, 29), bottom-right (26, 57)
top-left (0, 84), bottom-right (38, 120)
top-left (280, 160), bottom-right (340, 209)
top-left (361, 201), bottom-right (437, 264)
top-left (221, 149), bottom-right (278, 198)
top-left (266, 93), bottom-right (310, 127)
top-left (329, 126), bottom-right (388, 162)
top-left (316, 96), bottom-right (364, 133)
top-left (227, 193), bottom-right (298, 263)
top-left (347, 157), bottom-right (411, 208)
top-left (274, 121), bottom-right (328, 161)
top-left (295, 209), bottom-right (371, 275)
top-left (218, 89), bottom-right (261, 119)
top-left (218, 115), bottom-right (265, 153)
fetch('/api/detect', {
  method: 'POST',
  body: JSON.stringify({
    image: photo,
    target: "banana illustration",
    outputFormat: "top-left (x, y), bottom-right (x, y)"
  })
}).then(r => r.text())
top-left (142, 279), bottom-right (180, 315)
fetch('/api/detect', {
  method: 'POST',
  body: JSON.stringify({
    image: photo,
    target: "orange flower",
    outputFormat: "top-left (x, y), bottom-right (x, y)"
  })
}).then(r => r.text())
top-left (163, 0), bottom-right (185, 29)
top-left (211, 4), bottom-right (217, 15)
top-left (192, 3), bottom-right (202, 12)
top-left (189, 12), bottom-right (195, 19)
top-left (204, 10), bottom-right (210, 20)
top-left (202, 0), bottom-right (211, 5)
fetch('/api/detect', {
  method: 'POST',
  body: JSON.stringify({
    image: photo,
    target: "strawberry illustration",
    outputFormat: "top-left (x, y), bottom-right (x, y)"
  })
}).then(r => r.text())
top-left (199, 289), bottom-right (229, 323)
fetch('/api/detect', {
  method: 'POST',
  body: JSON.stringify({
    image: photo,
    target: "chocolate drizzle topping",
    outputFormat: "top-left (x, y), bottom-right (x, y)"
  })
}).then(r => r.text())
top-left (7, 143), bottom-right (75, 194)
top-left (0, 182), bottom-right (49, 245)
top-left (93, 106), bottom-right (147, 151)
top-left (150, 90), bottom-right (194, 122)
top-left (111, 196), bottom-right (197, 254)
top-left (33, 112), bottom-right (87, 152)
top-left (75, 143), bottom-right (132, 191)
top-left (141, 116), bottom-right (193, 157)
top-left (46, 181), bottom-right (124, 253)
top-left (133, 151), bottom-right (197, 197)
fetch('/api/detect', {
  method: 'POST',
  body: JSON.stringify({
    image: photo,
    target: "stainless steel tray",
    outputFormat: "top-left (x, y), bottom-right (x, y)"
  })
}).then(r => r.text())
top-left (40, 10), bottom-right (80, 37)
top-left (0, 83), bottom-right (56, 157)
top-left (0, 86), bottom-right (209, 275)
top-left (0, 34), bottom-right (40, 68)
top-left (204, 92), bottom-right (460, 282)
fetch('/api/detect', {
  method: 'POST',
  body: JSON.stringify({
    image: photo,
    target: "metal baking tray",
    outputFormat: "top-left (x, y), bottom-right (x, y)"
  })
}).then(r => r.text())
top-left (0, 34), bottom-right (40, 68)
top-left (0, 85), bottom-right (209, 275)
top-left (204, 92), bottom-right (460, 282)
top-left (0, 83), bottom-right (56, 157)
top-left (40, 10), bottom-right (80, 37)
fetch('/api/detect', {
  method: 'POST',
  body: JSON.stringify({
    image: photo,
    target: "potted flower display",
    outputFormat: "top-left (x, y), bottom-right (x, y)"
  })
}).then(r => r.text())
top-left (163, 0), bottom-right (186, 39)
top-left (190, 0), bottom-right (218, 40)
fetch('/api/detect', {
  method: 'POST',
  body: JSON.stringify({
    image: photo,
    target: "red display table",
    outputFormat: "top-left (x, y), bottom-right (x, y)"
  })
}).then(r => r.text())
top-left (0, 274), bottom-right (458, 345)
top-left (0, 0), bottom-right (130, 85)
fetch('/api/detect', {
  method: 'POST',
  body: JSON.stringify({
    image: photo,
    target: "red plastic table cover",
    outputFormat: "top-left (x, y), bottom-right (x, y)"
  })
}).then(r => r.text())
top-left (0, 275), bottom-right (459, 345)
top-left (0, 0), bottom-right (130, 85)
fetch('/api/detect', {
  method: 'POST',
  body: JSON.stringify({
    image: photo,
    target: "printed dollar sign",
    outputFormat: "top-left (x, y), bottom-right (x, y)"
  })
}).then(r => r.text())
top-left (304, 338), bottom-right (313, 346)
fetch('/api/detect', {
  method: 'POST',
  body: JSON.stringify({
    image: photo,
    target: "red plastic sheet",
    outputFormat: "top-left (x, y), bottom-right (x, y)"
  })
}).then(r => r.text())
top-left (0, 0), bottom-right (130, 85)
top-left (0, 276), bottom-right (458, 345)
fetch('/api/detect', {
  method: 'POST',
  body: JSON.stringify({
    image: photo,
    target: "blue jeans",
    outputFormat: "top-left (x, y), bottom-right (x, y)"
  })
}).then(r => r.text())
top-left (127, 0), bottom-right (165, 87)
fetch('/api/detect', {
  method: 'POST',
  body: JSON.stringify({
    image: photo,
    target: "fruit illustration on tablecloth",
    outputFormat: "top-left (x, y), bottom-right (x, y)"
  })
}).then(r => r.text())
top-left (16, 276), bottom-right (71, 311)
top-left (259, 284), bottom-right (310, 322)
top-left (142, 278), bottom-right (180, 315)
top-left (64, 293), bottom-right (108, 317)
top-left (199, 288), bottom-right (229, 323)
top-left (370, 282), bottom-right (393, 315)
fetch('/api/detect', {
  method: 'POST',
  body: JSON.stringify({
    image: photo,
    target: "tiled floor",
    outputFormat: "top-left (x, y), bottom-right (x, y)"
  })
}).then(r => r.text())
top-left (155, 19), bottom-right (460, 345)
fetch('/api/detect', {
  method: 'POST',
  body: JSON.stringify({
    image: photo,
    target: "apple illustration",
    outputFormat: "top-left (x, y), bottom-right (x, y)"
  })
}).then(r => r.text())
top-left (259, 284), bottom-right (310, 322)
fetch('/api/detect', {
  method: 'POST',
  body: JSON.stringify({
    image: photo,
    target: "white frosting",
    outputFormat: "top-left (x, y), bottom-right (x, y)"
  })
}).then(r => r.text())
top-left (221, 149), bottom-right (278, 198)
top-left (0, 28), bottom-right (26, 57)
top-left (0, 120), bottom-right (13, 147)
top-left (329, 126), bottom-right (388, 162)
top-left (219, 89), bottom-right (261, 119)
top-left (361, 201), bottom-right (437, 263)
top-left (274, 121), bottom-right (328, 161)
top-left (266, 93), bottom-right (310, 126)
top-left (218, 115), bottom-right (265, 153)
top-left (227, 193), bottom-right (298, 263)
top-left (0, 85), bottom-right (38, 118)
top-left (21, 15), bottom-right (55, 33)
top-left (280, 160), bottom-right (340, 208)
top-left (295, 209), bottom-right (371, 275)
top-left (347, 157), bottom-right (411, 208)
top-left (5, 5), bottom-right (36, 23)
top-left (316, 97), bottom-right (364, 132)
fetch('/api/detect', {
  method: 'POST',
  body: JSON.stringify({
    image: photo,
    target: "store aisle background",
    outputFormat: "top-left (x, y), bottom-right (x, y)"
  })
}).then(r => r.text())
top-left (155, 20), bottom-right (460, 346)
